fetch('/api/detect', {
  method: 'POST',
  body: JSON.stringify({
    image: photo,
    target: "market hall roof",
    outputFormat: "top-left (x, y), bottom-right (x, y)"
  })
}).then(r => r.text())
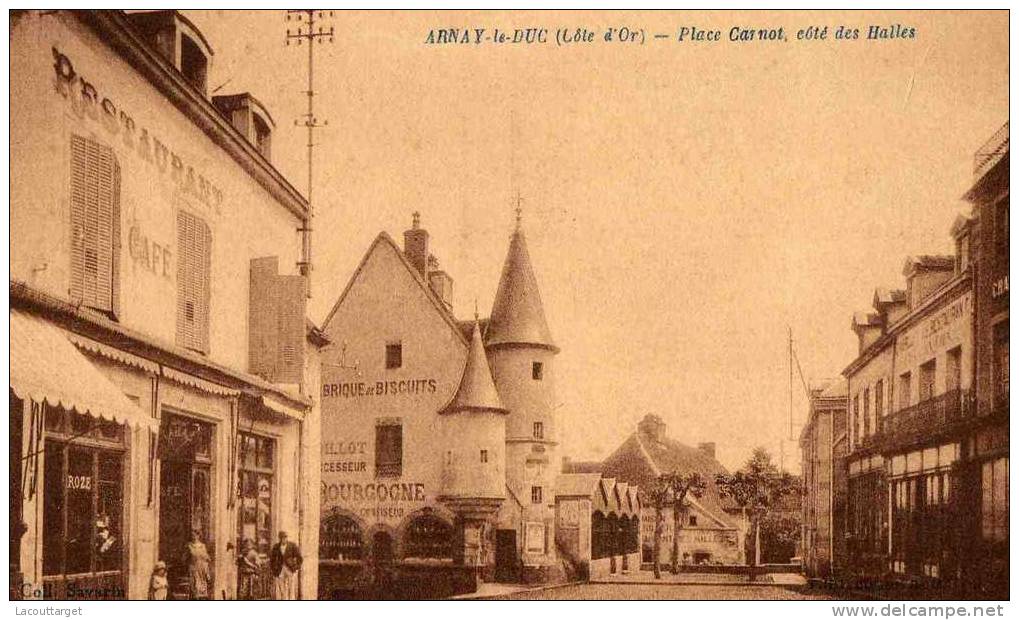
top-left (443, 320), bottom-right (507, 415)
top-left (485, 221), bottom-right (558, 352)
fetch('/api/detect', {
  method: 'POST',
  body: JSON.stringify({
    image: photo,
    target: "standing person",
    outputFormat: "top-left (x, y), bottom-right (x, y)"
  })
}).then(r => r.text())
top-left (149, 561), bottom-right (169, 600)
top-left (270, 531), bottom-right (302, 600)
top-left (184, 528), bottom-right (212, 600)
top-left (237, 538), bottom-right (260, 600)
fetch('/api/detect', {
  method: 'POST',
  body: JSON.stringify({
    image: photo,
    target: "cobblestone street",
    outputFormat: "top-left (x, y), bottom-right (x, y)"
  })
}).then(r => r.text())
top-left (485, 583), bottom-right (843, 600)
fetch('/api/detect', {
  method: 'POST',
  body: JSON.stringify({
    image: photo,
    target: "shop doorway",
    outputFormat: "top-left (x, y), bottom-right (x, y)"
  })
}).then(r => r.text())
top-left (494, 529), bottom-right (518, 583)
top-left (158, 414), bottom-right (213, 600)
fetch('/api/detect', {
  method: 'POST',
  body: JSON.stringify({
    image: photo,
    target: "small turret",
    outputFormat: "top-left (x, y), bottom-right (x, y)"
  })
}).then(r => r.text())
top-left (445, 320), bottom-right (507, 415)
top-left (485, 215), bottom-right (558, 352)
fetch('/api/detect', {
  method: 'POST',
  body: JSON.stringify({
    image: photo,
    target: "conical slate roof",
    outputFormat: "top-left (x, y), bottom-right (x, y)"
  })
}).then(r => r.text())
top-left (445, 321), bottom-right (507, 414)
top-left (485, 226), bottom-right (557, 351)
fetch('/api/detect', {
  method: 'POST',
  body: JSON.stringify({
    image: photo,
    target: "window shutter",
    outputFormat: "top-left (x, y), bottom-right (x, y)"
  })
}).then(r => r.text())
top-left (69, 135), bottom-right (119, 313)
top-left (176, 210), bottom-right (212, 353)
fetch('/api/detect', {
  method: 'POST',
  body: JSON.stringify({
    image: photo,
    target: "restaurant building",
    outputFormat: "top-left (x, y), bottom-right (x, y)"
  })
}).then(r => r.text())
top-left (317, 213), bottom-right (565, 596)
top-left (10, 10), bottom-right (323, 600)
top-left (842, 229), bottom-right (977, 593)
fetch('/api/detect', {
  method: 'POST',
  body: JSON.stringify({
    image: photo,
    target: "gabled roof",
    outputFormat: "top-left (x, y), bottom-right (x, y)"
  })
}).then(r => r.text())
top-left (902, 254), bottom-right (955, 276)
top-left (817, 377), bottom-right (848, 399)
top-left (442, 320), bottom-right (506, 415)
top-left (485, 226), bottom-right (557, 352)
top-left (872, 287), bottom-right (906, 309)
top-left (600, 431), bottom-right (737, 527)
top-left (321, 232), bottom-right (468, 347)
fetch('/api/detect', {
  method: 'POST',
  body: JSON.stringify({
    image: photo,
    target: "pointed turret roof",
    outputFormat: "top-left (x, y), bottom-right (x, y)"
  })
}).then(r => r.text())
top-left (444, 321), bottom-right (507, 414)
top-left (485, 222), bottom-right (558, 352)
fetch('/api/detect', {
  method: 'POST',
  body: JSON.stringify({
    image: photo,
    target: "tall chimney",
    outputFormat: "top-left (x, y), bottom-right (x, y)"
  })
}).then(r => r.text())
top-left (403, 211), bottom-right (428, 276)
top-left (426, 254), bottom-right (454, 310)
top-left (697, 442), bottom-right (716, 460)
top-left (637, 414), bottom-right (667, 443)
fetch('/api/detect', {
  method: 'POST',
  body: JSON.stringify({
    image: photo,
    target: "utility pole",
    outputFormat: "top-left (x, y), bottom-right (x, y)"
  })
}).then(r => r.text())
top-left (789, 327), bottom-right (794, 442)
top-left (285, 9), bottom-right (334, 290)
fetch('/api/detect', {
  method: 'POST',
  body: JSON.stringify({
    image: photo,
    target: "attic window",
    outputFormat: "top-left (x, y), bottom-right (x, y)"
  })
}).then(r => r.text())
top-left (253, 112), bottom-right (272, 160)
top-left (385, 342), bottom-right (402, 369)
top-left (689, 515), bottom-right (697, 526)
top-left (180, 34), bottom-right (208, 93)
top-left (532, 361), bottom-right (543, 381)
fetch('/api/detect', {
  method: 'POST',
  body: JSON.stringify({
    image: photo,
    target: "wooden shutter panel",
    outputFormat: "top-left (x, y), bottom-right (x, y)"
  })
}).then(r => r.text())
top-left (176, 210), bottom-right (212, 353)
top-left (69, 135), bottom-right (119, 313)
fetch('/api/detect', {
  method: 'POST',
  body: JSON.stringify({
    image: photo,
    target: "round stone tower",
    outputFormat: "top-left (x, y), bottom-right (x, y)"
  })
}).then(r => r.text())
top-left (485, 215), bottom-right (560, 580)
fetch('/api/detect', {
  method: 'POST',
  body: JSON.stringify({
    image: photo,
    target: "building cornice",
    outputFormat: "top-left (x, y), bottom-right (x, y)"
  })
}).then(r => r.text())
top-left (75, 10), bottom-right (309, 222)
top-left (843, 273), bottom-right (972, 378)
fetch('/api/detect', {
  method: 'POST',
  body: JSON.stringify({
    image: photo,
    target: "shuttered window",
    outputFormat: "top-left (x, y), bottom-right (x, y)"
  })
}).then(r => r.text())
top-left (176, 210), bottom-right (212, 353)
top-left (375, 422), bottom-right (402, 478)
top-left (69, 135), bottom-right (120, 314)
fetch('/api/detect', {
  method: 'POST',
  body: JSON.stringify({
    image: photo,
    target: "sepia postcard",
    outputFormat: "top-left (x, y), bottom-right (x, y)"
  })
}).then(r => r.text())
top-left (6, 7), bottom-right (1011, 615)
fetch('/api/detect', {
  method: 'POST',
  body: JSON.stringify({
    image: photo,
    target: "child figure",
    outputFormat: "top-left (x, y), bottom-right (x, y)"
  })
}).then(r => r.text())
top-left (149, 561), bottom-right (169, 600)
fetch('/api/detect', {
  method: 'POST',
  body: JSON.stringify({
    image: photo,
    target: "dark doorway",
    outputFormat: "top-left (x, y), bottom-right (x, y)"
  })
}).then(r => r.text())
top-left (158, 414), bottom-right (213, 600)
top-left (370, 531), bottom-right (395, 597)
top-left (372, 531), bottom-right (394, 565)
top-left (494, 529), bottom-right (518, 583)
top-left (9, 391), bottom-right (24, 597)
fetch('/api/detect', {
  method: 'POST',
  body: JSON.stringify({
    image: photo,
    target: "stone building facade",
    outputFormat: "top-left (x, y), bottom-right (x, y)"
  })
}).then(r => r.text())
top-left (10, 10), bottom-right (322, 600)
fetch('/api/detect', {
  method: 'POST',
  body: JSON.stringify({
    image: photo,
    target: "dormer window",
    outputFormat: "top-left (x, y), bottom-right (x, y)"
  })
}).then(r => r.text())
top-left (957, 235), bottom-right (970, 274)
top-left (253, 113), bottom-right (272, 160)
top-left (180, 34), bottom-right (208, 94)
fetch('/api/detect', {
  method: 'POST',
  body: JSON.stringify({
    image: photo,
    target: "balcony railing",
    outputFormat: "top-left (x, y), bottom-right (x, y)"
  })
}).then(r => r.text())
top-left (974, 121), bottom-right (1009, 178)
top-left (879, 389), bottom-right (973, 445)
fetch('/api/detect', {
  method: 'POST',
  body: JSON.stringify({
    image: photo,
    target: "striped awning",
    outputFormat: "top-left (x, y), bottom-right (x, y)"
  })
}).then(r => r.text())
top-left (10, 309), bottom-right (157, 431)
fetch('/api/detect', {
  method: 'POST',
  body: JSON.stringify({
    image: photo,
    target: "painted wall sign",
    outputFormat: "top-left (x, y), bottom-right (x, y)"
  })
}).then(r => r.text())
top-left (66, 475), bottom-right (92, 491)
top-left (898, 293), bottom-right (971, 364)
top-left (51, 47), bottom-right (224, 213)
top-left (128, 224), bottom-right (173, 279)
top-left (322, 378), bottom-right (437, 399)
top-left (323, 440), bottom-right (367, 455)
top-left (321, 481), bottom-right (427, 521)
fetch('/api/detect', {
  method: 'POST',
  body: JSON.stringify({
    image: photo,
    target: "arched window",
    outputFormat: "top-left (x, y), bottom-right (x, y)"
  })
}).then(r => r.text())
top-left (403, 514), bottom-right (453, 560)
top-left (319, 513), bottom-right (363, 561)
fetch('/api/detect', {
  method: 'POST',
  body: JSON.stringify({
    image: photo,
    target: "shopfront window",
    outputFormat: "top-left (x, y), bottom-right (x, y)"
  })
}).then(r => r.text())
top-left (403, 513), bottom-right (453, 560)
top-left (994, 322), bottom-right (1009, 406)
top-left (981, 457), bottom-right (1008, 543)
top-left (319, 512), bottom-right (363, 561)
top-left (237, 432), bottom-right (274, 556)
top-left (42, 406), bottom-right (125, 580)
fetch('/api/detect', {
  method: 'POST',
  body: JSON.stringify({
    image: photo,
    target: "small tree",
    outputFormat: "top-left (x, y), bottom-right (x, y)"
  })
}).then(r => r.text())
top-left (645, 479), bottom-right (670, 580)
top-left (664, 472), bottom-right (706, 574)
top-left (715, 447), bottom-right (799, 580)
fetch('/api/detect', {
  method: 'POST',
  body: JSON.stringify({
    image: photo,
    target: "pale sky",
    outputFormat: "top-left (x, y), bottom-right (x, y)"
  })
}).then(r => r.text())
top-left (187, 10), bottom-right (1008, 471)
